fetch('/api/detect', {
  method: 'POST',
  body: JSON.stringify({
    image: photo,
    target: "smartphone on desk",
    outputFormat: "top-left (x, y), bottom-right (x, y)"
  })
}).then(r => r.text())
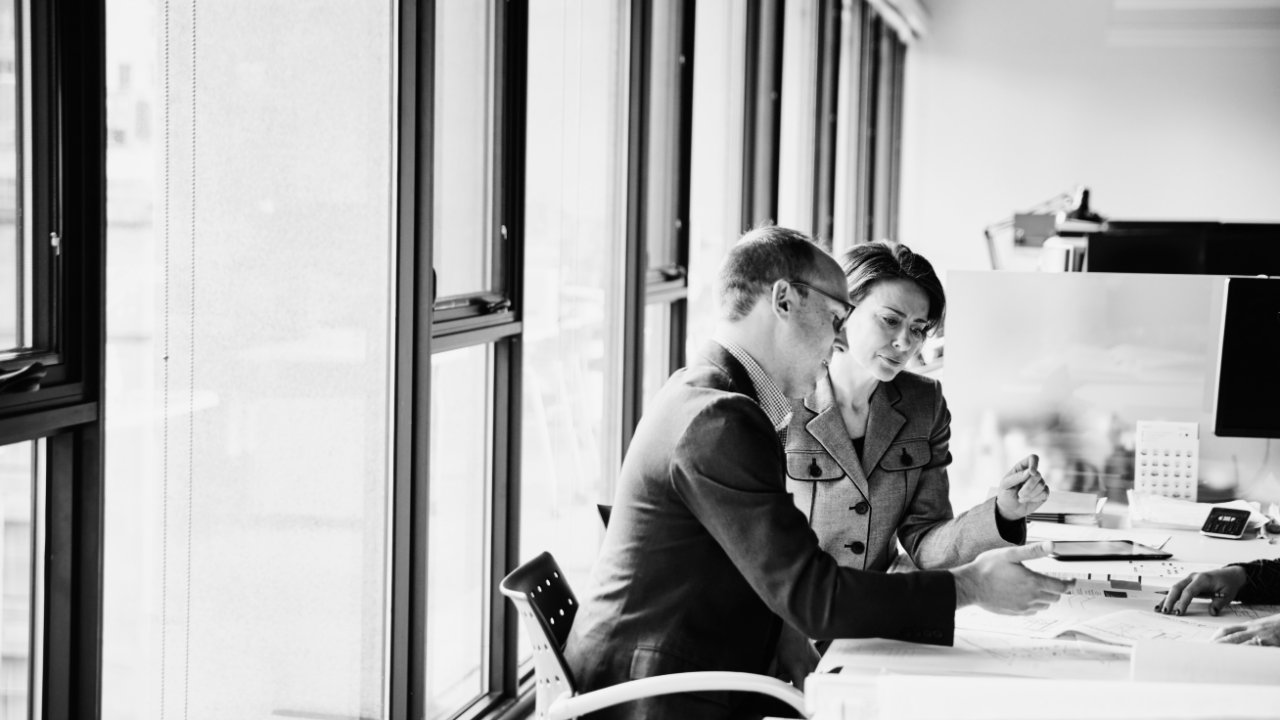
top-left (1046, 540), bottom-right (1172, 561)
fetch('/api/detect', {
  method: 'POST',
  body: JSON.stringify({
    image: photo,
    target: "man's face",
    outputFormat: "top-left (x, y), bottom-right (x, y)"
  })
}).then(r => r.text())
top-left (776, 254), bottom-right (850, 397)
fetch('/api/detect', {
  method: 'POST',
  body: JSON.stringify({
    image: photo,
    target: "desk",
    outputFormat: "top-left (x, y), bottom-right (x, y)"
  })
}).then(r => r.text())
top-left (800, 523), bottom-right (1280, 718)
top-left (814, 517), bottom-right (1274, 676)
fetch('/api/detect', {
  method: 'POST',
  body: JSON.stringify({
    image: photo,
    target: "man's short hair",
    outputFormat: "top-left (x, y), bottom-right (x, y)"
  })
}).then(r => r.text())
top-left (716, 225), bottom-right (822, 321)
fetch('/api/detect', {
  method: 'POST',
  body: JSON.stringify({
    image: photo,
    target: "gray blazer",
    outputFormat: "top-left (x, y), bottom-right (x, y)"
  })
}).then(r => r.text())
top-left (785, 371), bottom-right (1018, 572)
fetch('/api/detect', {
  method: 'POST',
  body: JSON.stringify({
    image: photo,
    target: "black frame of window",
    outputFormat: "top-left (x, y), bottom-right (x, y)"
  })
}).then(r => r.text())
top-left (812, 0), bottom-right (841, 246)
top-left (0, 1), bottom-right (106, 719)
top-left (392, 1), bottom-right (528, 719)
top-left (741, 0), bottom-right (785, 231)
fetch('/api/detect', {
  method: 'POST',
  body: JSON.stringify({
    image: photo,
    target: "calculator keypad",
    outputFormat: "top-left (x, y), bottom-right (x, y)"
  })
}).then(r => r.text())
top-left (1134, 421), bottom-right (1198, 501)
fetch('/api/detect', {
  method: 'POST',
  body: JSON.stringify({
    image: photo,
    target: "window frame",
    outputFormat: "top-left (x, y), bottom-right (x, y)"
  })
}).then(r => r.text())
top-left (622, 0), bottom-right (696, 451)
top-left (392, 1), bottom-right (527, 719)
top-left (741, 0), bottom-right (785, 230)
top-left (0, 1), bottom-right (106, 719)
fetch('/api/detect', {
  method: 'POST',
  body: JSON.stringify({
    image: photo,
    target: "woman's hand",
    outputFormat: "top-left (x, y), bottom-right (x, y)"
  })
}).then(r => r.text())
top-left (774, 622), bottom-right (821, 690)
top-left (996, 454), bottom-right (1050, 522)
top-left (1213, 613), bottom-right (1280, 646)
top-left (1157, 566), bottom-right (1247, 616)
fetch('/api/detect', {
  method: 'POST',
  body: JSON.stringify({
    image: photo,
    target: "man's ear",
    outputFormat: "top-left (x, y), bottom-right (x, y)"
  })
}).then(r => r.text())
top-left (771, 279), bottom-right (791, 316)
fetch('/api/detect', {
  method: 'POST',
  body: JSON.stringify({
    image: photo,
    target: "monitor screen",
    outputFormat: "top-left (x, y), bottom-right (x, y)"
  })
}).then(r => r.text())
top-left (1214, 277), bottom-right (1280, 439)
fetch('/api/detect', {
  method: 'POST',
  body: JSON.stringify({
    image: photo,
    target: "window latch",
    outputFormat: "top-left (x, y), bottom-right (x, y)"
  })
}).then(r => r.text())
top-left (0, 362), bottom-right (45, 394)
top-left (51, 232), bottom-right (61, 256)
top-left (486, 298), bottom-right (512, 314)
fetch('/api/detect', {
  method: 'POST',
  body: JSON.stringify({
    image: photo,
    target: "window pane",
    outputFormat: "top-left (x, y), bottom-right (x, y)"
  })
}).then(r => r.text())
top-left (777, 0), bottom-right (820, 235)
top-left (433, 0), bottom-right (496, 300)
top-left (644, 0), bottom-right (683, 269)
top-left (641, 302), bottom-right (670, 410)
top-left (0, 3), bottom-right (21, 352)
top-left (0, 440), bottom-right (37, 720)
top-left (103, 1), bottom-right (394, 718)
top-left (520, 0), bottom-right (628, 661)
top-left (687, 0), bottom-right (747, 359)
top-left (426, 345), bottom-right (492, 719)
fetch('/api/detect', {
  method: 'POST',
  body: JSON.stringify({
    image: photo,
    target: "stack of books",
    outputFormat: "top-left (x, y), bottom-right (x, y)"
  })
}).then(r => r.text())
top-left (1029, 489), bottom-right (1107, 525)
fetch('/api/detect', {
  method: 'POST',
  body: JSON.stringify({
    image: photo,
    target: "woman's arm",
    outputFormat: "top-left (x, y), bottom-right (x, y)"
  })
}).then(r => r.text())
top-left (897, 384), bottom-right (1020, 569)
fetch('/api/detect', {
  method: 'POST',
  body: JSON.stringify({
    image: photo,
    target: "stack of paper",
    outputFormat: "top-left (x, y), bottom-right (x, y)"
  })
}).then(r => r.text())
top-left (1127, 491), bottom-right (1267, 530)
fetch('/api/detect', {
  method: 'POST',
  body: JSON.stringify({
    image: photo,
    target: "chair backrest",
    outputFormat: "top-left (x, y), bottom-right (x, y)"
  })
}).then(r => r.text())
top-left (500, 551), bottom-right (579, 716)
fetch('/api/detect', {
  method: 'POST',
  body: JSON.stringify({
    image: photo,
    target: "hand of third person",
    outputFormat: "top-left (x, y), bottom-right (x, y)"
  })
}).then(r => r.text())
top-left (1212, 612), bottom-right (1280, 647)
top-left (1156, 566), bottom-right (1248, 617)
top-left (952, 541), bottom-right (1074, 615)
top-left (996, 454), bottom-right (1050, 521)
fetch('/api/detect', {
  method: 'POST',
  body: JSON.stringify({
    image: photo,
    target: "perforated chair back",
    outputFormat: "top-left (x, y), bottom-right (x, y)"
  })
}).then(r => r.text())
top-left (500, 552), bottom-right (579, 717)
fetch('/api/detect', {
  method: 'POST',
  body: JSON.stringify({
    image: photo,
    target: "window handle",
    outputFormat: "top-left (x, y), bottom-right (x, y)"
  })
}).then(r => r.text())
top-left (0, 362), bottom-right (45, 394)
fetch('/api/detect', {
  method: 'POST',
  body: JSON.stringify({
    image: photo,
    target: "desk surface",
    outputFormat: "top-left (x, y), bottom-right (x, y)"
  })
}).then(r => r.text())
top-left (816, 521), bottom-right (1280, 683)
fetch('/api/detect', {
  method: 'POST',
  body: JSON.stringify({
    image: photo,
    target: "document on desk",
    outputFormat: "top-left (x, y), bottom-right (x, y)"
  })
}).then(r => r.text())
top-left (1023, 557), bottom-right (1221, 588)
top-left (954, 593), bottom-right (1137, 639)
top-left (815, 631), bottom-right (1131, 681)
top-left (1071, 609), bottom-right (1220, 645)
top-left (1025, 521), bottom-right (1171, 549)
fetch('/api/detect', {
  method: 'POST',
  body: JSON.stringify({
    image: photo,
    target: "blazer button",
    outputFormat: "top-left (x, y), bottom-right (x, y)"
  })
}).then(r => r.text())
top-left (900, 447), bottom-right (913, 465)
top-left (844, 541), bottom-right (865, 554)
top-left (809, 458), bottom-right (822, 477)
top-left (850, 501), bottom-right (869, 515)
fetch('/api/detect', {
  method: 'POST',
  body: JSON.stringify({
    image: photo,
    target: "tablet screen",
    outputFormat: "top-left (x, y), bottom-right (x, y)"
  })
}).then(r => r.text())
top-left (1048, 540), bottom-right (1171, 559)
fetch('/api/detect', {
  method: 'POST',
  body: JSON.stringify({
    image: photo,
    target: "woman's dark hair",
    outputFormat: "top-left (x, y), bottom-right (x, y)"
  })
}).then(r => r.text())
top-left (840, 241), bottom-right (945, 334)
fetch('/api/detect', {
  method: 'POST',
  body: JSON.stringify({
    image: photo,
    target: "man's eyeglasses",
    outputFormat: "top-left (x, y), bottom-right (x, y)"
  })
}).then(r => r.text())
top-left (789, 281), bottom-right (855, 334)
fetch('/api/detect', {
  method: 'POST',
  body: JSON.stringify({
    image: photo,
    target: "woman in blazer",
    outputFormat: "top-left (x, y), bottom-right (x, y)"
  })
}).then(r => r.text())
top-left (785, 241), bottom-right (1050, 573)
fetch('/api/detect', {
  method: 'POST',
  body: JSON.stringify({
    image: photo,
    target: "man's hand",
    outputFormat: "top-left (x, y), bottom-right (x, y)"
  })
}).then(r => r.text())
top-left (996, 454), bottom-right (1050, 522)
top-left (1213, 612), bottom-right (1280, 646)
top-left (951, 541), bottom-right (1074, 615)
top-left (774, 622), bottom-right (820, 690)
top-left (1157, 566), bottom-right (1248, 616)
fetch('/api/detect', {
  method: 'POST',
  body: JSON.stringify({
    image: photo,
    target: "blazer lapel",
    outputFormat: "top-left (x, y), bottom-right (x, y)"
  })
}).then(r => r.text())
top-left (803, 375), bottom-right (871, 500)
top-left (861, 380), bottom-right (906, 479)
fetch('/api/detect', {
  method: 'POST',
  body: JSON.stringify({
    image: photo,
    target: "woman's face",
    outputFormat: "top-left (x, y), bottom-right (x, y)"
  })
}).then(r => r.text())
top-left (831, 278), bottom-right (931, 383)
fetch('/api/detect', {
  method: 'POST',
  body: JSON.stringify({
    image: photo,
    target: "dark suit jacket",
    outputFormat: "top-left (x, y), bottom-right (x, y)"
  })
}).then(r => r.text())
top-left (564, 343), bottom-right (956, 720)
top-left (785, 372), bottom-right (1017, 573)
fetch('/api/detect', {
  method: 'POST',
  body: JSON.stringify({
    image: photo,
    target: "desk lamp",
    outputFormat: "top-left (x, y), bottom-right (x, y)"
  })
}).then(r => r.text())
top-left (983, 186), bottom-right (1107, 270)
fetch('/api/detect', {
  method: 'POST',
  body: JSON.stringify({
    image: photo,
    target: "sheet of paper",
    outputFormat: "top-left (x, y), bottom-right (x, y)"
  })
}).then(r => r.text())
top-left (863, 675), bottom-right (1280, 720)
top-left (815, 631), bottom-right (1130, 681)
top-left (1072, 609), bottom-right (1220, 645)
top-left (1025, 521), bottom-right (1171, 549)
top-left (1132, 639), bottom-right (1280, 685)
top-left (1024, 557), bottom-right (1221, 588)
top-left (954, 593), bottom-right (1138, 639)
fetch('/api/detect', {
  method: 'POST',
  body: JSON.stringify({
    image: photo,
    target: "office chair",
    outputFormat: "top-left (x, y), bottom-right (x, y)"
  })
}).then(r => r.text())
top-left (500, 551), bottom-right (809, 719)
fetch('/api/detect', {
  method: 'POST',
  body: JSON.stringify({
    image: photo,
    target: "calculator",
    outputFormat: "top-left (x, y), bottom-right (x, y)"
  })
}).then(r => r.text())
top-left (1201, 507), bottom-right (1251, 539)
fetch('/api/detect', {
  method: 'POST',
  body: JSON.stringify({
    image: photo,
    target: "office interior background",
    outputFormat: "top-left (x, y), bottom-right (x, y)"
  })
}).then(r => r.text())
top-left (0, 0), bottom-right (1276, 718)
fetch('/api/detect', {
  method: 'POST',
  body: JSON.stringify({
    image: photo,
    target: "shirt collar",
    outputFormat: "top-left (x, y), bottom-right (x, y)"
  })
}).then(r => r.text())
top-left (712, 338), bottom-right (792, 433)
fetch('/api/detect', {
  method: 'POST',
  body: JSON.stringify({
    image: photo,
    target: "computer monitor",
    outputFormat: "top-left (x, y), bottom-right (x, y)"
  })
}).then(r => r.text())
top-left (1213, 277), bottom-right (1280, 439)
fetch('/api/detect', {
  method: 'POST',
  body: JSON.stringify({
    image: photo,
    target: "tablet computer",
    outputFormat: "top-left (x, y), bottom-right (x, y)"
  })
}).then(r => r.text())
top-left (1046, 540), bottom-right (1172, 561)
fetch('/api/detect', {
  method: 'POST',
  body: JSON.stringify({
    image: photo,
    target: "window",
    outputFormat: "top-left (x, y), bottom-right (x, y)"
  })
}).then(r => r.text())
top-left (0, 1), bottom-right (104, 717)
top-left (103, 2), bottom-right (394, 719)
top-left (687, 0), bottom-right (750, 356)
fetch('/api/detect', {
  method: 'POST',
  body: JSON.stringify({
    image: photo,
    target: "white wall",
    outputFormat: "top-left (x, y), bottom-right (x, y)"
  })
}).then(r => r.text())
top-left (898, 0), bottom-right (1280, 276)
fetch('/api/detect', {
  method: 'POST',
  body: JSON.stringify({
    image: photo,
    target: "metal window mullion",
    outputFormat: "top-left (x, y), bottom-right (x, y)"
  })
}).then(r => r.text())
top-left (869, 18), bottom-right (895, 244)
top-left (854, 6), bottom-right (879, 245)
top-left (812, 0), bottom-right (840, 247)
top-left (491, 0), bottom-right (526, 702)
top-left (886, 35), bottom-right (905, 242)
top-left (620, 0), bottom-right (653, 457)
top-left (742, 0), bottom-right (785, 231)
top-left (671, 0), bottom-right (694, 375)
top-left (390, 1), bottom-right (430, 719)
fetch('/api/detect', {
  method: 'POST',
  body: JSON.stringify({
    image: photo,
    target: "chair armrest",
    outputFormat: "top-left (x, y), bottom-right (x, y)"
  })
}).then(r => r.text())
top-left (548, 671), bottom-right (808, 720)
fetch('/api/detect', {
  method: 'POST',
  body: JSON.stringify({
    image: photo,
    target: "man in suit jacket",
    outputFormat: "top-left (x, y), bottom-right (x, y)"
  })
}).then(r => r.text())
top-left (564, 227), bottom-right (1071, 719)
